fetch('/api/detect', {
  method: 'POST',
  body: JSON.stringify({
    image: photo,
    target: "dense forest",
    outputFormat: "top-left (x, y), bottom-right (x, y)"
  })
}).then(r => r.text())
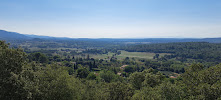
top-left (123, 42), bottom-right (221, 62)
top-left (1, 39), bottom-right (221, 100)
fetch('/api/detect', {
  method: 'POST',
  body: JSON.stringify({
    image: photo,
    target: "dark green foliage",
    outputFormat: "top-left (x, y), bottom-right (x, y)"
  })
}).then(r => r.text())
top-left (0, 41), bottom-right (27, 99)
top-left (124, 66), bottom-right (135, 73)
top-left (38, 66), bottom-right (81, 100)
top-left (99, 71), bottom-right (117, 83)
top-left (158, 82), bottom-right (186, 100)
top-left (68, 67), bottom-right (74, 75)
top-left (53, 55), bottom-right (61, 62)
top-left (105, 82), bottom-right (134, 100)
top-left (2, 40), bottom-right (221, 100)
top-left (87, 72), bottom-right (97, 80)
top-left (129, 72), bottom-right (145, 89)
top-left (153, 53), bottom-right (159, 59)
top-left (28, 52), bottom-right (48, 63)
top-left (76, 67), bottom-right (90, 78)
top-left (23, 64), bottom-right (82, 100)
top-left (180, 64), bottom-right (221, 99)
top-left (143, 71), bottom-right (165, 87)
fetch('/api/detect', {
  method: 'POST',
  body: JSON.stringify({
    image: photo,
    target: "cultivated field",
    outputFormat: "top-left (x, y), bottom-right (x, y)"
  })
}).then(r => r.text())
top-left (90, 50), bottom-right (169, 60)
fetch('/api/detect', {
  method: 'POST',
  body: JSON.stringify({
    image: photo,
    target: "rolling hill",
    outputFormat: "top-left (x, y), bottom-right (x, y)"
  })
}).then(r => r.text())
top-left (0, 30), bottom-right (30, 40)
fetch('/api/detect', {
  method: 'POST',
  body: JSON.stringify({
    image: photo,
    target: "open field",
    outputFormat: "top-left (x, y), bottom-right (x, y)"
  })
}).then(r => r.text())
top-left (90, 50), bottom-right (169, 60)
top-left (116, 50), bottom-right (166, 60)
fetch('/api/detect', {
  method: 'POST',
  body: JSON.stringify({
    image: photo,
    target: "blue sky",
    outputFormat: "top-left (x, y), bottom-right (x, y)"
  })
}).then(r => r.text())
top-left (0, 0), bottom-right (221, 38)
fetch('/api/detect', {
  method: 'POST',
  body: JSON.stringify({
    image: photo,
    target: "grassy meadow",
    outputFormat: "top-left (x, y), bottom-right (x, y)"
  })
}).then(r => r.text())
top-left (90, 50), bottom-right (169, 60)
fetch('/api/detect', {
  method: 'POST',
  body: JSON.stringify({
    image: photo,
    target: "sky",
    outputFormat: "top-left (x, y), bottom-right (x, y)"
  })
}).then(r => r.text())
top-left (0, 0), bottom-right (221, 38)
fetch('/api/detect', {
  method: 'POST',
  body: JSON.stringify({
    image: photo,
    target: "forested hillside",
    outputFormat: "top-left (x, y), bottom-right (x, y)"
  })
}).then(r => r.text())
top-left (1, 40), bottom-right (221, 100)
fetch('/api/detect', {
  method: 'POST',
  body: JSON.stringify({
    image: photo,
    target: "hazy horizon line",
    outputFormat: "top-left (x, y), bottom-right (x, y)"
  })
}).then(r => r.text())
top-left (1, 29), bottom-right (221, 39)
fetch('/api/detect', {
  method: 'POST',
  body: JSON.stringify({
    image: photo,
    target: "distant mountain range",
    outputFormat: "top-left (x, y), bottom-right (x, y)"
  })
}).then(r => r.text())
top-left (0, 30), bottom-right (30, 40)
top-left (1, 29), bottom-right (221, 43)
top-left (0, 30), bottom-right (72, 40)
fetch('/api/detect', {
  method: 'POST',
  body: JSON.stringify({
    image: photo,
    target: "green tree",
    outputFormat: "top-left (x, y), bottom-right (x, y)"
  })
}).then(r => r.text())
top-left (30, 65), bottom-right (81, 100)
top-left (158, 82), bottom-right (186, 100)
top-left (132, 86), bottom-right (160, 100)
top-left (143, 72), bottom-right (165, 87)
top-left (87, 72), bottom-right (97, 80)
top-left (181, 64), bottom-right (221, 99)
top-left (76, 67), bottom-right (90, 78)
top-left (106, 82), bottom-right (134, 100)
top-left (129, 72), bottom-right (145, 90)
top-left (99, 71), bottom-right (116, 83)
top-left (124, 66), bottom-right (135, 73)
top-left (28, 52), bottom-right (48, 63)
top-left (0, 41), bottom-right (27, 99)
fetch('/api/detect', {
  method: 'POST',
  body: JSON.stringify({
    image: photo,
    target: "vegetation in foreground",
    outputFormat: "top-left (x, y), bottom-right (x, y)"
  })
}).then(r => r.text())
top-left (1, 40), bottom-right (221, 100)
